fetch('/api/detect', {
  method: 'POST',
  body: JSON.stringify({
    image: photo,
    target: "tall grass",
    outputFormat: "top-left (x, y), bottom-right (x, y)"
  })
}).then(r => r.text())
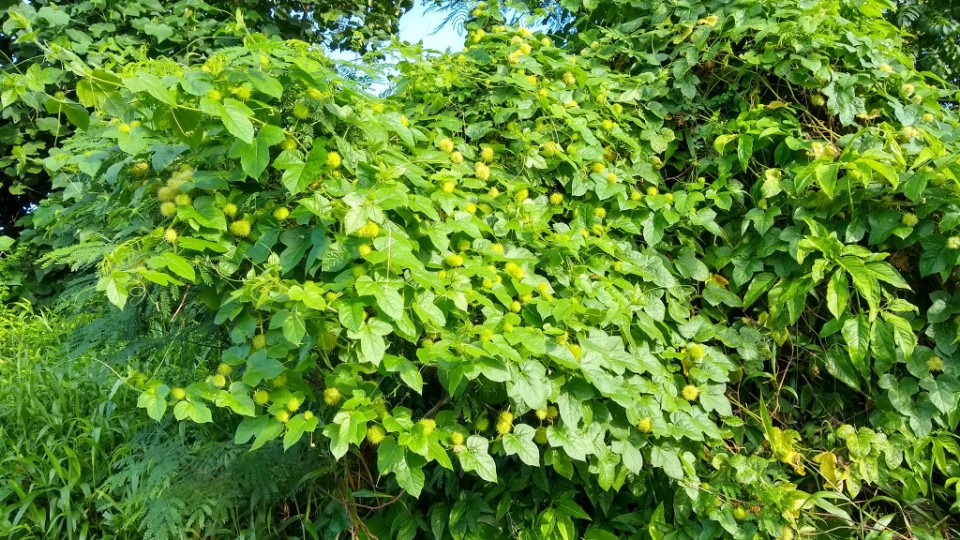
top-left (0, 302), bottom-right (348, 539)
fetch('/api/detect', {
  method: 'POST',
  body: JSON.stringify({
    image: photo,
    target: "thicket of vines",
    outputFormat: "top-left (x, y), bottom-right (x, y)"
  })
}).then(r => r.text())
top-left (2, 0), bottom-right (960, 538)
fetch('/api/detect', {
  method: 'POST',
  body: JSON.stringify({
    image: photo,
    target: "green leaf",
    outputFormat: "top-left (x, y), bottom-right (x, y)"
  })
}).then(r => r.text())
top-left (649, 446), bottom-right (683, 479)
top-left (457, 435), bottom-right (498, 482)
top-left (137, 385), bottom-right (169, 421)
top-left (240, 125), bottom-right (285, 179)
top-left (143, 21), bottom-right (174, 43)
top-left (124, 73), bottom-right (177, 106)
top-left (502, 424), bottom-right (540, 466)
top-left (826, 269), bottom-right (849, 319)
top-left (147, 252), bottom-right (196, 282)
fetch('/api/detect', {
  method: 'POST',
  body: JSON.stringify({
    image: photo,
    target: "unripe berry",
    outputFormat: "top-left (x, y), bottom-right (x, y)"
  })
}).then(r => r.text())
top-left (276, 410), bottom-right (290, 423)
top-left (223, 203), bottom-right (238, 218)
top-left (451, 432), bottom-right (465, 445)
top-left (550, 193), bottom-right (564, 205)
top-left (688, 343), bottom-right (706, 360)
top-left (927, 356), bottom-right (944, 372)
top-left (638, 417), bottom-right (653, 433)
top-left (171, 387), bottom-right (186, 401)
top-left (253, 389), bottom-right (270, 405)
top-left (252, 333), bottom-right (267, 350)
top-left (442, 181), bottom-right (456, 193)
top-left (292, 103), bottom-right (310, 119)
top-left (451, 151), bottom-right (464, 164)
top-left (286, 397), bottom-right (301, 412)
top-left (355, 221), bottom-right (380, 238)
top-left (273, 207), bottom-right (290, 221)
top-left (682, 385), bottom-right (700, 401)
top-left (229, 220), bottom-right (252, 238)
top-left (217, 363), bottom-right (233, 376)
top-left (164, 228), bottom-right (178, 243)
top-left (438, 138), bottom-right (454, 153)
top-left (211, 374), bottom-right (227, 388)
top-left (358, 244), bottom-right (372, 256)
top-left (901, 213), bottom-right (918, 227)
top-left (534, 426), bottom-right (548, 444)
top-left (174, 193), bottom-right (192, 206)
top-left (323, 387), bottom-right (342, 406)
top-left (445, 254), bottom-right (465, 267)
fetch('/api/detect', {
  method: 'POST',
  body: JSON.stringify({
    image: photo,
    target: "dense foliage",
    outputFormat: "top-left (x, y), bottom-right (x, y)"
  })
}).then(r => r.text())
top-left (3, 0), bottom-right (960, 538)
top-left (0, 0), bottom-right (413, 232)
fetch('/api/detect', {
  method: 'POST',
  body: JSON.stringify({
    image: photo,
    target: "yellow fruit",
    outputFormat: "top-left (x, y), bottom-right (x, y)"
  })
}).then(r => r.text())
top-left (562, 72), bottom-right (576, 85)
top-left (550, 193), bottom-right (564, 205)
top-left (371, 102), bottom-right (385, 113)
top-left (519, 42), bottom-right (532, 54)
top-left (590, 162), bottom-right (606, 174)
top-left (419, 418), bottom-right (437, 436)
top-left (510, 300), bottom-right (522, 312)
top-left (451, 151), bottom-right (464, 164)
top-left (514, 188), bottom-right (529, 203)
top-left (206, 89), bottom-right (222, 101)
top-left (480, 146), bottom-right (494, 163)
top-left (606, 172), bottom-right (617, 183)
top-left (217, 363), bottom-right (233, 376)
top-left (211, 374), bottom-right (226, 388)
top-left (286, 397), bottom-right (301, 412)
top-left (879, 63), bottom-right (893, 73)
top-left (451, 432), bottom-right (465, 445)
top-left (520, 293), bottom-right (533, 303)
top-left (276, 410), bottom-right (290, 423)
top-left (358, 244), bottom-right (372, 256)
top-left (488, 187), bottom-right (500, 198)
top-left (465, 202), bottom-right (477, 214)
top-left (273, 207), bottom-right (290, 221)
top-left (901, 213), bottom-right (919, 227)
top-left (564, 99), bottom-right (578, 109)
top-left (253, 389), bottom-right (270, 405)
top-left (540, 37), bottom-right (552, 47)
top-left (682, 385), bottom-right (700, 401)
top-left (922, 113), bottom-right (935, 122)
top-left (355, 221), bottom-right (380, 238)
top-left (475, 162), bottom-right (491, 181)
top-left (612, 103), bottom-right (623, 115)
top-left (171, 387), bottom-right (186, 401)
top-left (568, 344), bottom-right (583, 361)
top-left (503, 322), bottom-right (514, 332)
top-left (602, 119), bottom-right (615, 131)
top-left (223, 203), bottom-right (238, 218)
top-left (307, 87), bottom-right (322, 99)
top-left (504, 262), bottom-right (525, 279)
top-left (646, 186), bottom-right (659, 196)
top-left (327, 151), bottom-right (342, 168)
top-left (593, 207), bottom-right (606, 219)
top-left (231, 84), bottom-right (252, 100)
top-left (323, 387), bottom-right (342, 406)
top-left (400, 115), bottom-right (409, 126)
top-left (442, 181), bottom-right (456, 193)
top-left (491, 243), bottom-right (504, 255)
top-left (271, 374), bottom-right (287, 388)
top-left (163, 228), bottom-right (178, 243)
top-left (174, 193), bottom-right (192, 206)
top-left (445, 254), bottom-right (465, 267)
top-left (118, 123), bottom-right (131, 134)
top-left (638, 418), bottom-right (653, 433)
top-left (252, 333), bottom-right (267, 350)
top-left (229, 220), bottom-right (252, 238)
top-left (535, 409), bottom-right (548, 420)
top-left (438, 138), bottom-right (455, 153)
top-left (303, 411), bottom-right (314, 420)
top-left (688, 343), bottom-right (706, 360)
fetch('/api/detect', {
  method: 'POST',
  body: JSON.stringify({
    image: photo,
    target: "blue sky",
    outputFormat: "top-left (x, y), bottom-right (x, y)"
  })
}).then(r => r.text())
top-left (398, 1), bottom-right (465, 52)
